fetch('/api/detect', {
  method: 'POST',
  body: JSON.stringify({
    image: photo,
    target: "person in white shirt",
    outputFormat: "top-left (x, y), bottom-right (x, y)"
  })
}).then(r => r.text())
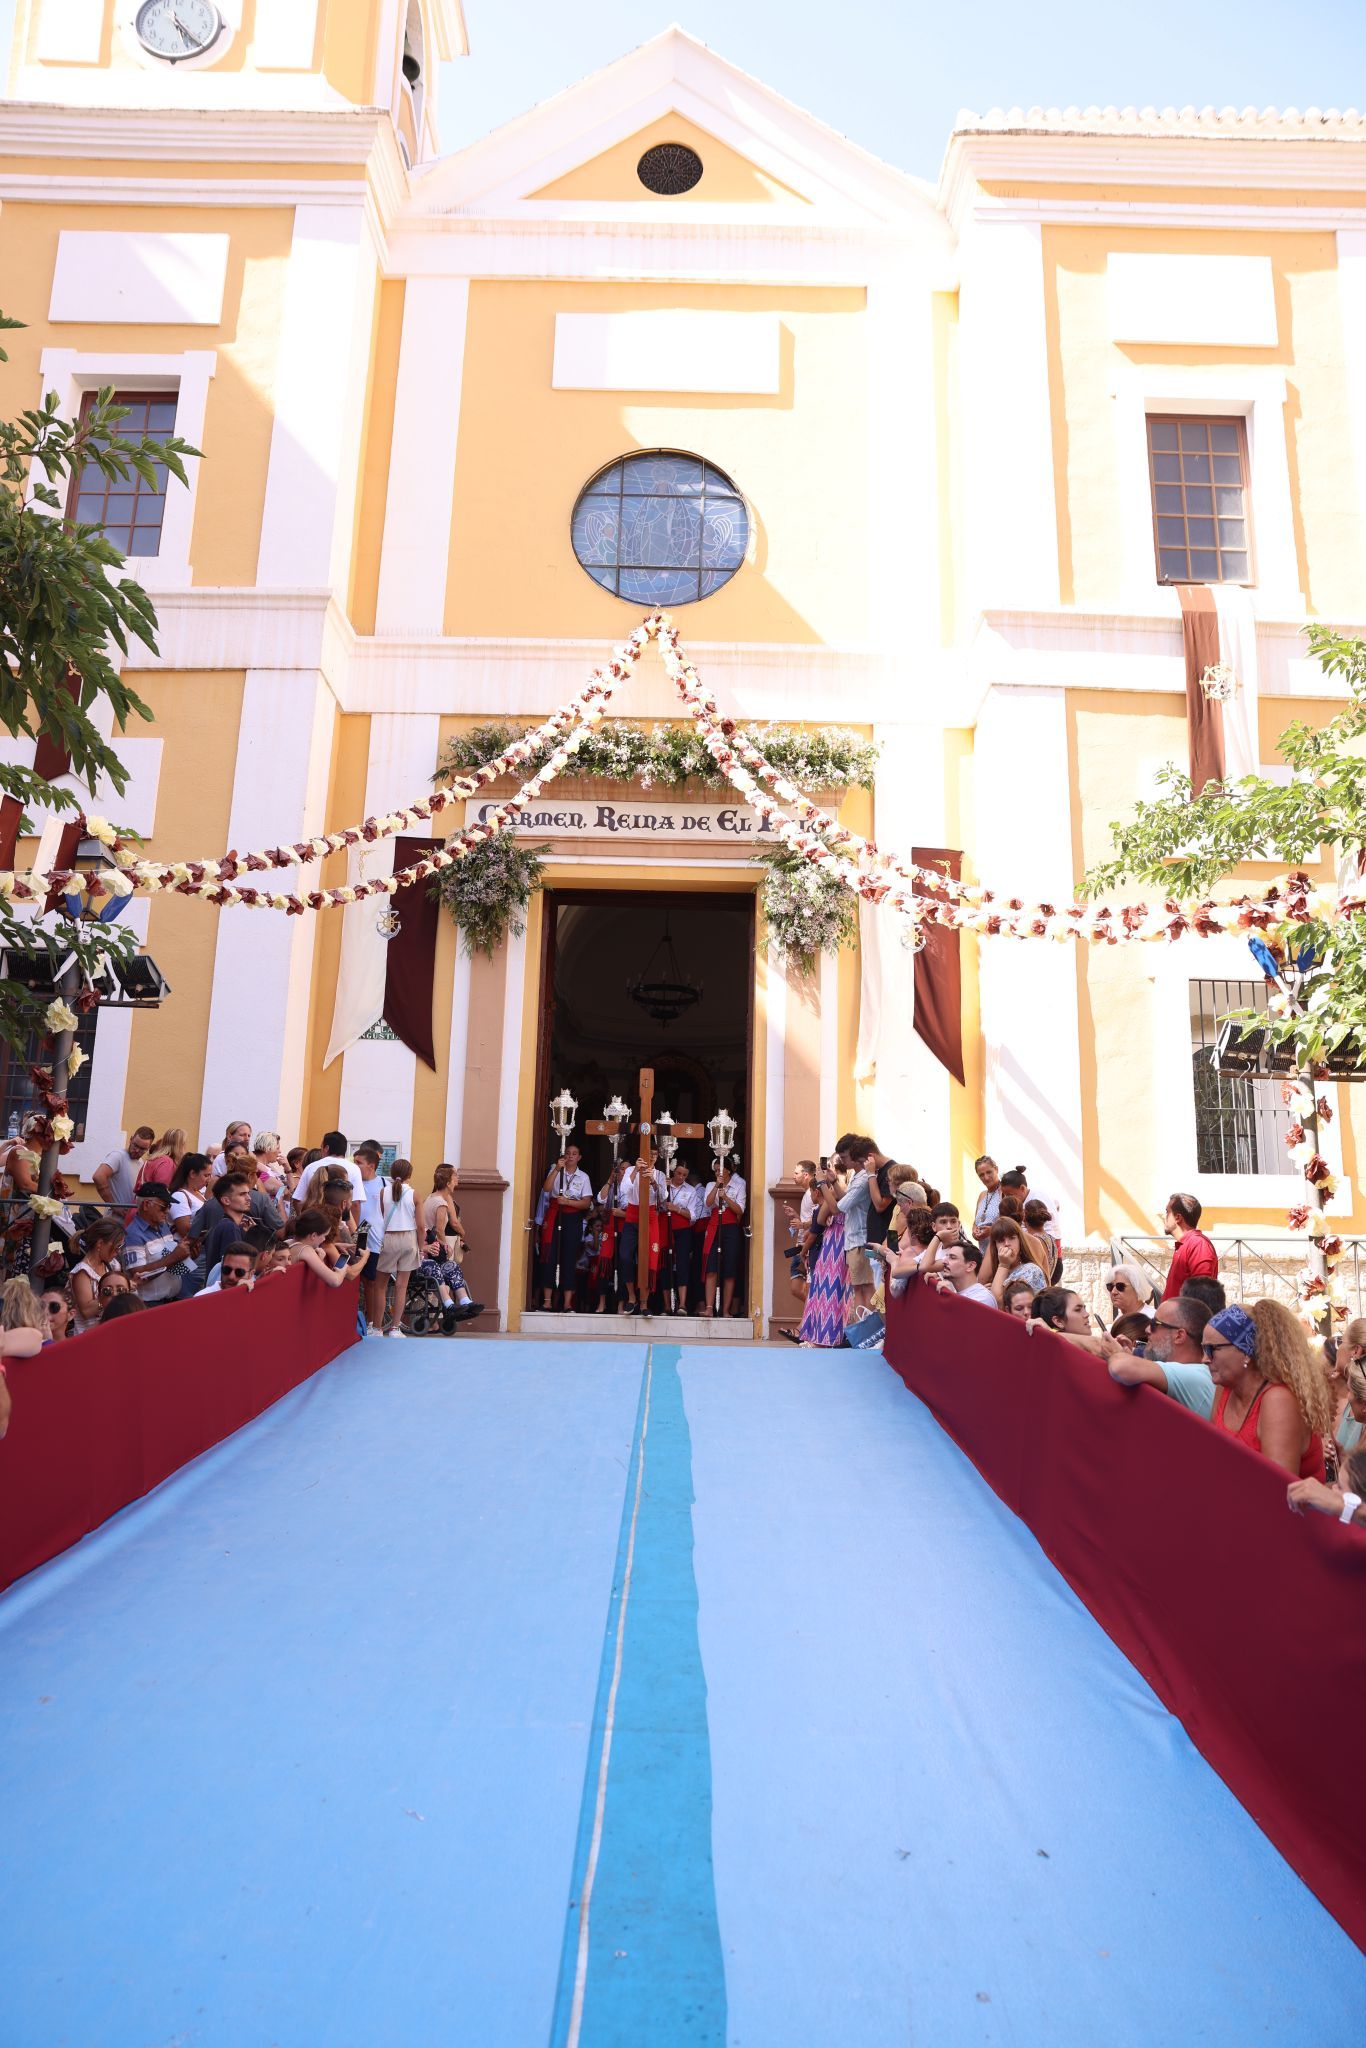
top-left (538, 1144), bottom-right (593, 1312)
top-left (292, 1130), bottom-right (364, 1221)
top-left (353, 1142), bottom-right (389, 1334)
top-left (665, 1161), bottom-right (704, 1315)
top-left (613, 1150), bottom-right (669, 1315)
top-left (376, 1159), bottom-right (420, 1337)
top-left (702, 1163), bottom-right (747, 1318)
top-left (595, 1157), bottom-right (631, 1315)
top-left (210, 1120), bottom-right (252, 1179)
top-left (927, 1240), bottom-right (996, 1307)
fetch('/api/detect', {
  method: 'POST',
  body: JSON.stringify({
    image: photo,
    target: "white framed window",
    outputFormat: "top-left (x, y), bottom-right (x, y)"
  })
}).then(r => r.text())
top-left (1112, 364), bottom-right (1300, 614)
top-left (35, 349), bottom-right (215, 592)
top-left (1150, 935), bottom-right (1345, 1211)
top-left (1189, 977), bottom-right (1295, 1175)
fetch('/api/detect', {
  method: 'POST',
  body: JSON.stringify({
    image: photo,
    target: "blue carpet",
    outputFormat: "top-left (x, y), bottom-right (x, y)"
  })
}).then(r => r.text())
top-left (1, 1336), bottom-right (1362, 2048)
top-left (682, 1347), bottom-right (1366, 2047)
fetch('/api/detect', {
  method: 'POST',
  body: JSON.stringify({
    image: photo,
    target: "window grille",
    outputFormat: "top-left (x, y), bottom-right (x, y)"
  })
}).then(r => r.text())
top-left (0, 1007), bottom-right (97, 1146)
top-left (1147, 416), bottom-right (1252, 585)
top-left (1190, 978), bottom-right (1294, 1174)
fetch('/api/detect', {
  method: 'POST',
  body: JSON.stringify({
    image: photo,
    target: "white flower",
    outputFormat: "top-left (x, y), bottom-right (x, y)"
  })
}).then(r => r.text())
top-left (270, 892), bottom-right (291, 911)
top-left (51, 1114), bottom-right (73, 1143)
top-left (85, 814), bottom-right (117, 847)
top-left (67, 1045), bottom-right (87, 1076)
top-left (43, 999), bottom-right (79, 1034)
top-left (28, 1193), bottom-right (62, 1220)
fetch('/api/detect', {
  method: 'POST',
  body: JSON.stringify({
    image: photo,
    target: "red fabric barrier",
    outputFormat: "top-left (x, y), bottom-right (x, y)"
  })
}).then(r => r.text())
top-left (0, 1266), bottom-right (357, 1594)
top-left (884, 1282), bottom-right (1366, 1952)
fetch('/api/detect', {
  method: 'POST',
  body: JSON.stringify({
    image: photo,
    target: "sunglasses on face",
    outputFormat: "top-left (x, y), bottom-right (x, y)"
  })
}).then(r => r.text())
top-left (1201, 1341), bottom-right (1243, 1360)
top-left (221, 1266), bottom-right (251, 1284)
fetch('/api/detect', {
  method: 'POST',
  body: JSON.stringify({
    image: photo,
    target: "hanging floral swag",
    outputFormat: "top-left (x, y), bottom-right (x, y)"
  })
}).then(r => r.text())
top-left (429, 835), bottom-right (546, 959)
top-left (434, 720), bottom-right (878, 795)
top-left (757, 848), bottom-right (857, 971)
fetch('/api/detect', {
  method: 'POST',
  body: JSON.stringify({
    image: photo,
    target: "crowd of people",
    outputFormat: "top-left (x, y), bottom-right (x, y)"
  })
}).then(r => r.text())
top-left (781, 1144), bottom-right (1366, 1536)
top-left (0, 1122), bottom-right (489, 1417)
top-left (535, 1142), bottom-right (748, 1318)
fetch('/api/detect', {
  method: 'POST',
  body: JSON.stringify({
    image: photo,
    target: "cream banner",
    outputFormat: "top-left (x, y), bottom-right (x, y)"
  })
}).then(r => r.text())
top-left (463, 797), bottom-right (777, 840)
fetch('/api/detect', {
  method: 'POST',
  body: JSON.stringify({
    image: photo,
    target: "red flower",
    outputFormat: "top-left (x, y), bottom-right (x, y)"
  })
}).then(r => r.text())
top-left (1304, 1154), bottom-right (1333, 1185)
top-left (1287, 1205), bottom-right (1310, 1230)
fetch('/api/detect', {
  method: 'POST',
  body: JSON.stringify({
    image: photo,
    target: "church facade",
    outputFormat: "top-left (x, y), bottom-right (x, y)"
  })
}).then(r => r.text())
top-left (4, 3), bottom-right (1366, 1330)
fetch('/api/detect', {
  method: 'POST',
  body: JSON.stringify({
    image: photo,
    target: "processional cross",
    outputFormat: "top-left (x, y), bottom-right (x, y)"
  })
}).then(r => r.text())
top-left (586, 1067), bottom-right (705, 1300)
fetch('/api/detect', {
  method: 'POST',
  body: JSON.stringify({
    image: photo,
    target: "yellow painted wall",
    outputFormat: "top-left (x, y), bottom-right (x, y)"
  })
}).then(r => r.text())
top-left (532, 113), bottom-right (808, 205)
top-left (348, 278), bottom-right (406, 632)
top-left (445, 281), bottom-right (868, 646)
top-left (118, 671), bottom-right (245, 1136)
top-left (11, 0), bottom-right (387, 95)
top-left (0, 201), bottom-right (294, 588)
top-left (1069, 687), bottom-right (1366, 1233)
top-left (1043, 225), bottom-right (1366, 617)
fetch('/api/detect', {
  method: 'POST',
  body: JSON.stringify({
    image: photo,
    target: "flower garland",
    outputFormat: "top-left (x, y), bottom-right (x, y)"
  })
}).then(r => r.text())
top-left (436, 718), bottom-right (879, 794)
top-left (1280, 1080), bottom-right (1348, 1324)
top-left (0, 608), bottom-right (1361, 951)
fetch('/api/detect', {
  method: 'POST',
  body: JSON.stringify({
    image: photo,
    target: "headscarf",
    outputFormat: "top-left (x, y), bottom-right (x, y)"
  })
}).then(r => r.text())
top-left (1208, 1304), bottom-right (1257, 1357)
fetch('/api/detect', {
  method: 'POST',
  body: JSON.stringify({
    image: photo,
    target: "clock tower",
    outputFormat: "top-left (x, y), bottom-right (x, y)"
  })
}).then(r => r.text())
top-left (8, 0), bottom-right (468, 165)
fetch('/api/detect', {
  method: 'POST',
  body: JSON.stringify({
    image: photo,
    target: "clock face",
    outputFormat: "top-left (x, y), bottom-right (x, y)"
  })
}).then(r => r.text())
top-left (134, 0), bottom-right (224, 61)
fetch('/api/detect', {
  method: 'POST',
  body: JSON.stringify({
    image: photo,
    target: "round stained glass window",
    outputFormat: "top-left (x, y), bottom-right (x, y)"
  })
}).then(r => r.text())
top-left (637, 142), bottom-right (704, 194)
top-left (570, 451), bottom-right (750, 607)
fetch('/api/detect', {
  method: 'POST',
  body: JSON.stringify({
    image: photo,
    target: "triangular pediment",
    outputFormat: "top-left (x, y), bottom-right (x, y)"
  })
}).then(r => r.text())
top-left (409, 26), bottom-right (940, 229)
top-left (529, 112), bottom-right (809, 207)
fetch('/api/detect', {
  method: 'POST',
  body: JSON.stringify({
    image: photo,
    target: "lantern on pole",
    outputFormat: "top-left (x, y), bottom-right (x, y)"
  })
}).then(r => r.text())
top-left (707, 1106), bottom-right (737, 1174)
top-left (656, 1109), bottom-right (678, 1173)
top-left (549, 1087), bottom-right (578, 1156)
top-left (603, 1093), bottom-right (630, 1163)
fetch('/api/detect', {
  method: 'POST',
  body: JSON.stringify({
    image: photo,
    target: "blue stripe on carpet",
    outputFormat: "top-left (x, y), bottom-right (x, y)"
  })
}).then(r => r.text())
top-left (550, 1343), bottom-right (727, 2048)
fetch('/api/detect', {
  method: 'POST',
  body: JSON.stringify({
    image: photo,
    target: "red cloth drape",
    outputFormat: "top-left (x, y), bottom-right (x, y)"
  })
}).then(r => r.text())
top-left (1177, 584), bottom-right (1225, 794)
top-left (883, 1281), bottom-right (1366, 1952)
top-left (0, 1266), bottom-right (356, 1594)
top-left (381, 833), bottom-right (440, 1069)
top-left (911, 844), bottom-right (966, 1085)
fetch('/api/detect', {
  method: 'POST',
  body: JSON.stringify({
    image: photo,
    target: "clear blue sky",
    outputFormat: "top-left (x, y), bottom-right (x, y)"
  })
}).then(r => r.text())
top-left (2, 3), bottom-right (1364, 181)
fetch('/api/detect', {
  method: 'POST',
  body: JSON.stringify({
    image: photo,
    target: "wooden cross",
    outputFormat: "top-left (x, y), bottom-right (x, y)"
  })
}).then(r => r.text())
top-left (586, 1070), bottom-right (704, 1302)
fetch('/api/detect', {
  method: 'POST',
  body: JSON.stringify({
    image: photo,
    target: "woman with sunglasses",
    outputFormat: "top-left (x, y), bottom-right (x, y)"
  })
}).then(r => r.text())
top-left (1104, 1264), bottom-right (1154, 1333)
top-left (1202, 1301), bottom-right (1332, 1480)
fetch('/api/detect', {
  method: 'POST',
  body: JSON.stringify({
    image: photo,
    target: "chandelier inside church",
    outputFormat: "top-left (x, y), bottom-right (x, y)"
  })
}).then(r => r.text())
top-left (627, 912), bottom-right (702, 1026)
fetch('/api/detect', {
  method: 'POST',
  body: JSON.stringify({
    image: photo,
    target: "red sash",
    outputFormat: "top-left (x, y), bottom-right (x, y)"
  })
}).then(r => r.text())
top-left (627, 1202), bottom-right (666, 1280)
top-left (538, 1198), bottom-right (560, 1259)
top-left (597, 1204), bottom-right (619, 1279)
top-left (702, 1202), bottom-right (742, 1266)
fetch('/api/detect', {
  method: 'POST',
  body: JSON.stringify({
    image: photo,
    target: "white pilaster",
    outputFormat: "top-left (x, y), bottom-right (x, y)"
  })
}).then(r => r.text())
top-left (443, 943), bottom-right (473, 1163)
top-left (494, 929), bottom-right (528, 1330)
top-left (866, 273), bottom-right (939, 655)
top-left (336, 713), bottom-right (441, 1149)
top-left (1337, 231), bottom-right (1366, 605)
top-left (256, 204), bottom-right (376, 591)
top-left (763, 947), bottom-right (787, 1317)
top-left (818, 950), bottom-right (839, 1151)
top-left (974, 684), bottom-right (1084, 1238)
top-left (198, 672), bottom-right (336, 1148)
top-left (374, 277), bottom-right (470, 634)
top-left (958, 214), bottom-right (1059, 614)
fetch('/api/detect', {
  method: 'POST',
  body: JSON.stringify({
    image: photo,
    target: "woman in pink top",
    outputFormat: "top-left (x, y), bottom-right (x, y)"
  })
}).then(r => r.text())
top-left (1161, 1192), bottom-right (1218, 1301)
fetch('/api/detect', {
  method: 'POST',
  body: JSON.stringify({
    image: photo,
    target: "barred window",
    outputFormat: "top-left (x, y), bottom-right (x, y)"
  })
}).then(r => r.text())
top-left (0, 1006), bottom-right (97, 1145)
top-left (1147, 416), bottom-right (1252, 585)
top-left (1190, 978), bottom-right (1294, 1174)
top-left (65, 390), bottom-right (178, 559)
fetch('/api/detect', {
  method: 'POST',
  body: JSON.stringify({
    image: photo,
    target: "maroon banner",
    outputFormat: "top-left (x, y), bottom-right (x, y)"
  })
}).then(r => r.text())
top-left (912, 844), bottom-right (966, 1085)
top-left (883, 1281), bottom-right (1366, 1952)
top-left (0, 1266), bottom-right (357, 1594)
top-left (381, 833), bottom-right (440, 1068)
top-left (1177, 583), bottom-right (1225, 794)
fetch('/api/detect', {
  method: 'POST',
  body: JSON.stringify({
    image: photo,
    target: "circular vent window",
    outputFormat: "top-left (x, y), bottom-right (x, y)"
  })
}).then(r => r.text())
top-left (637, 142), bottom-right (704, 195)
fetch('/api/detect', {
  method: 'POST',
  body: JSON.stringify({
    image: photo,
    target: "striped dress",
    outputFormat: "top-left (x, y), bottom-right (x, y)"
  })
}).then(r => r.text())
top-left (799, 1208), bottom-right (850, 1347)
